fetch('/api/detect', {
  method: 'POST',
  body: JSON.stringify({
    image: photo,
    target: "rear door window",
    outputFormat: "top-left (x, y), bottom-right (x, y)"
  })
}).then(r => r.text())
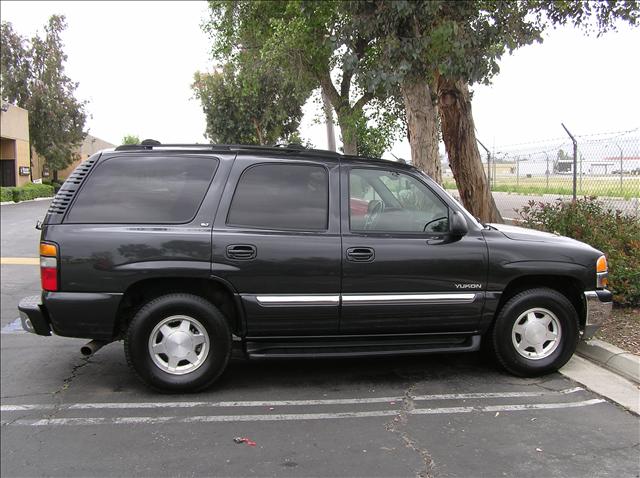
top-left (65, 155), bottom-right (218, 223)
top-left (227, 163), bottom-right (329, 230)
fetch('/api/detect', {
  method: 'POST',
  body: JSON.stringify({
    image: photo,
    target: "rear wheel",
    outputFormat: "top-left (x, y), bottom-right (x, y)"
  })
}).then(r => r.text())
top-left (124, 293), bottom-right (231, 392)
top-left (492, 288), bottom-right (579, 377)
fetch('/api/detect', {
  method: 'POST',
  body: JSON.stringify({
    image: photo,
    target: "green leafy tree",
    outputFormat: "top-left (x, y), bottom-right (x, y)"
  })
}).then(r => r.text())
top-left (354, 96), bottom-right (406, 158)
top-left (1, 15), bottom-right (87, 181)
top-left (121, 134), bottom-right (140, 145)
top-left (205, 1), bottom-right (402, 156)
top-left (193, 58), bottom-right (310, 145)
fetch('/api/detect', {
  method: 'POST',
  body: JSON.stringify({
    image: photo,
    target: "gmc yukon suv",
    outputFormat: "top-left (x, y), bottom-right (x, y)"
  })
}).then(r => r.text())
top-left (19, 143), bottom-right (612, 392)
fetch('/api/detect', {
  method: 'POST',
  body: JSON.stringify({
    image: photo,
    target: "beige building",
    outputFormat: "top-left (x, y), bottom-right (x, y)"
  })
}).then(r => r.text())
top-left (1, 102), bottom-right (114, 185)
top-left (31, 134), bottom-right (115, 181)
top-left (55, 134), bottom-right (115, 179)
top-left (0, 104), bottom-right (32, 187)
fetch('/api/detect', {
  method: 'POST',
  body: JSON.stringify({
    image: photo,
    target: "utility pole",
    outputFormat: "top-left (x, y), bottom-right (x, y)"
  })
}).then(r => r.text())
top-left (561, 123), bottom-right (578, 200)
top-left (321, 90), bottom-right (336, 152)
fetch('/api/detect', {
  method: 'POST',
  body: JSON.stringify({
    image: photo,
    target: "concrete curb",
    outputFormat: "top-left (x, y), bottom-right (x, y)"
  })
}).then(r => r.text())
top-left (577, 339), bottom-right (640, 384)
top-left (0, 197), bottom-right (53, 206)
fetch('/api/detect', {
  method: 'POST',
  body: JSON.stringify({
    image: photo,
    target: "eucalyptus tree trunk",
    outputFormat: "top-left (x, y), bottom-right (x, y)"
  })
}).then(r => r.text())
top-left (401, 77), bottom-right (442, 183)
top-left (337, 109), bottom-right (358, 156)
top-left (437, 78), bottom-right (502, 223)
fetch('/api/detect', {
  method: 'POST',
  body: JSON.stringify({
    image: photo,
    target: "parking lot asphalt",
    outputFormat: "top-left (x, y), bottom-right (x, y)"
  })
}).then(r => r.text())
top-left (1, 200), bottom-right (639, 478)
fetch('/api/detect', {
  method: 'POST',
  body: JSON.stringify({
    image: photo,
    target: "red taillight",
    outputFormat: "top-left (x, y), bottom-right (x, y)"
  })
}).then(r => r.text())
top-left (40, 243), bottom-right (58, 291)
top-left (41, 266), bottom-right (58, 291)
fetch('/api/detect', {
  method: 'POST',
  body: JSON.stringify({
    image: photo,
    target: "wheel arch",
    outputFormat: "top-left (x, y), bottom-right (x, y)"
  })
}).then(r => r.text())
top-left (496, 275), bottom-right (586, 331)
top-left (116, 276), bottom-right (244, 337)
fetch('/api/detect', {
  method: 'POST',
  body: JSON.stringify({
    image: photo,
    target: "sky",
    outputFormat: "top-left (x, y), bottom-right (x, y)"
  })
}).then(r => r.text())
top-left (1, 1), bottom-right (639, 160)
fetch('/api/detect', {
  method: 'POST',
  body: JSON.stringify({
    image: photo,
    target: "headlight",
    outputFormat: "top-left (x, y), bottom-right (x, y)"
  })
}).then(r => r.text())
top-left (596, 255), bottom-right (608, 289)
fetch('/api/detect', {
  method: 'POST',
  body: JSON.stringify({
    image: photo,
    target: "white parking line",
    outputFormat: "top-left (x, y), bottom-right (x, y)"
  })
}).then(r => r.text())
top-left (412, 399), bottom-right (607, 415)
top-left (1, 399), bottom-right (606, 426)
top-left (479, 399), bottom-right (606, 412)
top-left (0, 387), bottom-right (584, 411)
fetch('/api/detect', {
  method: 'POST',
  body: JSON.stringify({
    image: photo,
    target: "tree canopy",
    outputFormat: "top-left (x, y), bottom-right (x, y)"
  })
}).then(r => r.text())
top-left (204, 0), bottom-right (404, 155)
top-left (1, 15), bottom-right (87, 179)
top-left (193, 57), bottom-right (311, 145)
top-left (121, 134), bottom-right (140, 145)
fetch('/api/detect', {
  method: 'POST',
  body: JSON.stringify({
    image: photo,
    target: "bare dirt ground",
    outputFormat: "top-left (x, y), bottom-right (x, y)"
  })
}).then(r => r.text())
top-left (596, 307), bottom-right (640, 355)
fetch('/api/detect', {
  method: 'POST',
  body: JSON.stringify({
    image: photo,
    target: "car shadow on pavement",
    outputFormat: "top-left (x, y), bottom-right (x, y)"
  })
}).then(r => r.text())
top-left (2, 337), bottom-right (547, 400)
top-left (214, 352), bottom-right (518, 393)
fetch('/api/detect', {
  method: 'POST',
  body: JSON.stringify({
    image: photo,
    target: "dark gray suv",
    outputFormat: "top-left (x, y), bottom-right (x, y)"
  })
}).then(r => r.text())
top-left (19, 142), bottom-right (612, 392)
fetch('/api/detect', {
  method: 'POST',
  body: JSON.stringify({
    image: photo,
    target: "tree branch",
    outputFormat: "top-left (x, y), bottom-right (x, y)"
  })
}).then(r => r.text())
top-left (353, 92), bottom-right (374, 112)
top-left (340, 69), bottom-right (352, 99)
top-left (318, 69), bottom-right (342, 110)
top-left (340, 36), bottom-right (367, 99)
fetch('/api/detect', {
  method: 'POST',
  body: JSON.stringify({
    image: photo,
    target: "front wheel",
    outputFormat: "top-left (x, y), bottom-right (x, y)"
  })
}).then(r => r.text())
top-left (124, 293), bottom-right (231, 392)
top-left (492, 288), bottom-right (579, 377)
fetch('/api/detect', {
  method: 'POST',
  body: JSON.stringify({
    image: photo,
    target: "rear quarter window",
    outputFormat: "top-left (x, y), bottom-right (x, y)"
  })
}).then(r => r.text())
top-left (65, 155), bottom-right (218, 224)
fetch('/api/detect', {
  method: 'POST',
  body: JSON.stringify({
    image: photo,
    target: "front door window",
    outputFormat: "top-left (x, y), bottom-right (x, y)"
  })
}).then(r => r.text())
top-left (349, 168), bottom-right (449, 233)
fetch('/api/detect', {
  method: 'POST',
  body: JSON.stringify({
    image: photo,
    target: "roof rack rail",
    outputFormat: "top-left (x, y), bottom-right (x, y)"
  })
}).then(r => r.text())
top-left (113, 141), bottom-right (341, 157)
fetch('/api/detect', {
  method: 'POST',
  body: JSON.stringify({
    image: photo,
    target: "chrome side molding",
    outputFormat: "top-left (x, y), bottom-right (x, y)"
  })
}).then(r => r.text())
top-left (342, 293), bottom-right (476, 304)
top-left (254, 292), bottom-right (477, 307)
top-left (256, 295), bottom-right (340, 306)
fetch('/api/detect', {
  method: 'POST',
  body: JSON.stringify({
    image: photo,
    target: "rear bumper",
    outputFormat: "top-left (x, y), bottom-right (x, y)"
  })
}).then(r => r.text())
top-left (582, 289), bottom-right (613, 340)
top-left (18, 295), bottom-right (51, 336)
top-left (18, 292), bottom-right (122, 340)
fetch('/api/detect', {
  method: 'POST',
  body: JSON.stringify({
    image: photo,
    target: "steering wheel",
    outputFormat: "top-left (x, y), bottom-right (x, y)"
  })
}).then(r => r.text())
top-left (364, 200), bottom-right (385, 230)
top-left (423, 216), bottom-right (448, 232)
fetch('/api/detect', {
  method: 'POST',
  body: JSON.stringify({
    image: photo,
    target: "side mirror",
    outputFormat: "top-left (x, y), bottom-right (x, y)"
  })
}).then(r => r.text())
top-left (450, 211), bottom-right (469, 237)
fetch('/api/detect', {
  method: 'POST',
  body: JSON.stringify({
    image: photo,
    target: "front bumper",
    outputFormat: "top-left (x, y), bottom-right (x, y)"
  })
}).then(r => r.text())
top-left (18, 295), bottom-right (52, 336)
top-left (582, 289), bottom-right (613, 340)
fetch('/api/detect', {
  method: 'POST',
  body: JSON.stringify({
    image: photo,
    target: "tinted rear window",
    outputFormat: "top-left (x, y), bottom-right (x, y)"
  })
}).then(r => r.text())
top-left (66, 155), bottom-right (218, 223)
top-left (227, 163), bottom-right (328, 230)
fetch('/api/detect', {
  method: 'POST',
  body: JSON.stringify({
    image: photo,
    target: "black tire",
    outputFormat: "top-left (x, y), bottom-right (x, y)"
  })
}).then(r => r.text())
top-left (124, 293), bottom-right (231, 393)
top-left (492, 288), bottom-right (579, 377)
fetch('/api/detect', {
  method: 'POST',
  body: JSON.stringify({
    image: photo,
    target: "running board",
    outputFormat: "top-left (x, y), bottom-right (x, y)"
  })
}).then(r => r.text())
top-left (246, 335), bottom-right (481, 359)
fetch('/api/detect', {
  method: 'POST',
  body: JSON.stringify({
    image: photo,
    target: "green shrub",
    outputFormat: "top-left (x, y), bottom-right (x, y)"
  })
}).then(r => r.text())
top-left (9, 183), bottom-right (55, 202)
top-left (516, 197), bottom-right (640, 306)
top-left (1, 187), bottom-right (15, 202)
top-left (43, 180), bottom-right (63, 193)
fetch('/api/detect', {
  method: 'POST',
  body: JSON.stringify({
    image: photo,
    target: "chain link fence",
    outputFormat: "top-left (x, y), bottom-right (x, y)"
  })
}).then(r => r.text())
top-left (444, 129), bottom-right (640, 221)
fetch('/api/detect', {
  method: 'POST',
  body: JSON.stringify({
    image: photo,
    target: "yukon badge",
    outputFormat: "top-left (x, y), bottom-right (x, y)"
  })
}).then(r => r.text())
top-left (455, 283), bottom-right (482, 289)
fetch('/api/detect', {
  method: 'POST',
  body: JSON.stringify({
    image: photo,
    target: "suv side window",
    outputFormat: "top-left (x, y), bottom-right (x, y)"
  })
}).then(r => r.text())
top-left (350, 168), bottom-right (449, 233)
top-left (227, 163), bottom-right (329, 231)
top-left (66, 155), bottom-right (218, 224)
